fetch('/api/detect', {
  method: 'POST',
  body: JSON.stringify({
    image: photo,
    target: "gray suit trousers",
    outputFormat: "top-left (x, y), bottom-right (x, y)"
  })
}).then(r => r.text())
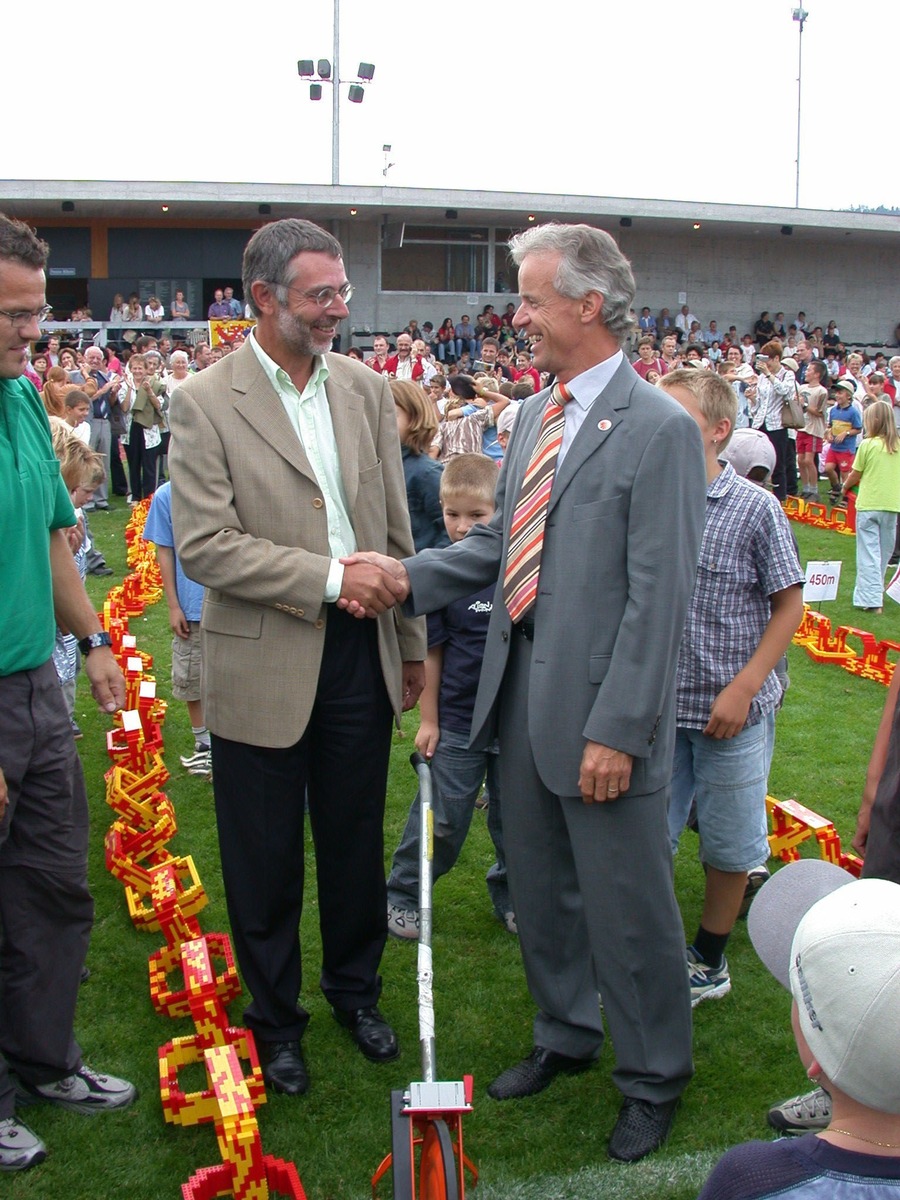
top-left (498, 634), bottom-right (693, 1102)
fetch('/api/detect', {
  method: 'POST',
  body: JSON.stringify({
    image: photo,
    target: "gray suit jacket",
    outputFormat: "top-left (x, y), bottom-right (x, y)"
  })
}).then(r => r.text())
top-left (168, 343), bottom-right (425, 748)
top-left (404, 359), bottom-right (706, 798)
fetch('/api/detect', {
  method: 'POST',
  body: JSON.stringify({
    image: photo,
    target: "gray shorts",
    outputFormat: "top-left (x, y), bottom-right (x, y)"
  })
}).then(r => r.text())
top-left (171, 622), bottom-right (202, 702)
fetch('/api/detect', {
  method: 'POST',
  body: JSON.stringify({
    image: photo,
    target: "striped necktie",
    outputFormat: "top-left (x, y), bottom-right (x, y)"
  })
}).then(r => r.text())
top-left (502, 381), bottom-right (571, 623)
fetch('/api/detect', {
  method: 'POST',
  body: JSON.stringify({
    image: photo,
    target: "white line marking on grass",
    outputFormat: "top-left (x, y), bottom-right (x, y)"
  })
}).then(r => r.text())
top-left (465, 1150), bottom-right (723, 1199)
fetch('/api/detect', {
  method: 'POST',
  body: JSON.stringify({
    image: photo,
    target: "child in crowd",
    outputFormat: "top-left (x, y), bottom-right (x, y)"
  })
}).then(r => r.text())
top-left (49, 422), bottom-right (106, 735)
top-left (63, 389), bottom-right (92, 442)
top-left (797, 359), bottom-right (829, 500)
top-left (699, 861), bottom-right (900, 1200)
top-left (386, 454), bottom-right (513, 938)
top-left (839, 400), bottom-right (900, 615)
top-left (659, 369), bottom-right (804, 1006)
top-left (431, 375), bottom-right (497, 462)
top-left (390, 380), bottom-right (449, 552)
top-left (495, 402), bottom-right (520, 457)
top-left (824, 378), bottom-right (863, 504)
top-left (142, 481), bottom-right (211, 776)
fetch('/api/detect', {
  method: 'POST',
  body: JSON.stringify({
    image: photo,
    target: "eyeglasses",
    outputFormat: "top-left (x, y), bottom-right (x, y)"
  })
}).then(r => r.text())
top-left (0, 304), bottom-right (54, 328)
top-left (276, 282), bottom-right (354, 309)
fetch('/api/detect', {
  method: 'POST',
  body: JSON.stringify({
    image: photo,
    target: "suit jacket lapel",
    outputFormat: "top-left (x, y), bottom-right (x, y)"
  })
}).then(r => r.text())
top-left (324, 356), bottom-right (364, 513)
top-left (230, 343), bottom-right (319, 486)
top-left (549, 360), bottom-right (636, 510)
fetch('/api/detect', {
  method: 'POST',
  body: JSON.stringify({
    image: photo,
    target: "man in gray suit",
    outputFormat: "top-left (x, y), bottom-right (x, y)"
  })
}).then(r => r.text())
top-left (343, 223), bottom-right (706, 1162)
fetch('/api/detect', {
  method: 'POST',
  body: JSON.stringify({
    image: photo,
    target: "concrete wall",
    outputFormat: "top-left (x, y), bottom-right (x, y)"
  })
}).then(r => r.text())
top-left (338, 221), bottom-right (897, 347)
top-left (620, 230), bottom-right (897, 345)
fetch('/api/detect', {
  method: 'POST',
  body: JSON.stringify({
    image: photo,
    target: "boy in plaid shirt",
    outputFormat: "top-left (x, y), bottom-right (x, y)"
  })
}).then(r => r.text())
top-left (659, 370), bottom-right (804, 1006)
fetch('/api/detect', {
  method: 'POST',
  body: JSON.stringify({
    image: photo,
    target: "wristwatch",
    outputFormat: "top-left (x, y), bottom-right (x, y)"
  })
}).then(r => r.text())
top-left (78, 631), bottom-right (113, 655)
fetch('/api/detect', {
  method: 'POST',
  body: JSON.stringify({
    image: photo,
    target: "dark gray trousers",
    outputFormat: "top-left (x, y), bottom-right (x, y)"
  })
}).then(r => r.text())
top-left (0, 661), bottom-right (92, 1115)
top-left (497, 634), bottom-right (693, 1103)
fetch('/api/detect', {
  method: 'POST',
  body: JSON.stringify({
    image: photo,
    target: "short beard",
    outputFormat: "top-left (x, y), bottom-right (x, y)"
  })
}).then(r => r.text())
top-left (276, 305), bottom-right (336, 358)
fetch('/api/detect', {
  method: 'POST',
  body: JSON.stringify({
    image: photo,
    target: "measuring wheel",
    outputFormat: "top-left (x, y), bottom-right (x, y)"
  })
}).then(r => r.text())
top-left (419, 1119), bottom-right (458, 1200)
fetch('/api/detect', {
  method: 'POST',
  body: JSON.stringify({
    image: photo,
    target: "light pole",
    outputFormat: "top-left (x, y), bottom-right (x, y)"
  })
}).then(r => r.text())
top-left (298, 0), bottom-right (374, 186)
top-left (792, 6), bottom-right (809, 208)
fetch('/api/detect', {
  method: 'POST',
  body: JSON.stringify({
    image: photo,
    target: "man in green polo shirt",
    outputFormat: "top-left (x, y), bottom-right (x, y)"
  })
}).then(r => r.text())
top-left (0, 214), bottom-right (136, 1172)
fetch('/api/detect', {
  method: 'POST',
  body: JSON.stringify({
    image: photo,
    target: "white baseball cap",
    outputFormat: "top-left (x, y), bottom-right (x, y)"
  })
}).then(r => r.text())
top-left (749, 860), bottom-right (900, 1113)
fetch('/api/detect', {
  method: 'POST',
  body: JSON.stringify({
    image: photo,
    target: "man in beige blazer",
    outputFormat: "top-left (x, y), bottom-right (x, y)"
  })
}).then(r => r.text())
top-left (169, 219), bottom-right (425, 1097)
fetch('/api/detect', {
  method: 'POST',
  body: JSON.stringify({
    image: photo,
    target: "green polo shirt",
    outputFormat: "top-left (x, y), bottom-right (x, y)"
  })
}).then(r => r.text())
top-left (0, 375), bottom-right (76, 676)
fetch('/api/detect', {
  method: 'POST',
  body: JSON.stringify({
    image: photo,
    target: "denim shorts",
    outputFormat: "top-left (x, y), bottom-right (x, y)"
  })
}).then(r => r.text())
top-left (668, 721), bottom-right (770, 872)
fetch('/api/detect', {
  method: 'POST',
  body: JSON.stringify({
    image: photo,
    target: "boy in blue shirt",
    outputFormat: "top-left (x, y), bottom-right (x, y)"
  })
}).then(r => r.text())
top-left (823, 378), bottom-right (863, 503)
top-left (142, 481), bottom-right (211, 775)
top-left (659, 369), bottom-right (805, 1006)
top-left (386, 454), bottom-right (512, 938)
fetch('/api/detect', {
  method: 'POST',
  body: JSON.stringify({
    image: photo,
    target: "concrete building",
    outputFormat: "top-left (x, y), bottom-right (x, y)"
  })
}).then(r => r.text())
top-left (2, 179), bottom-right (897, 348)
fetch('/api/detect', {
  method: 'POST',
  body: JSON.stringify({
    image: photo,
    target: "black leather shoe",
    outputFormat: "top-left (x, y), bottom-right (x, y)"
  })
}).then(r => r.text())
top-left (332, 1006), bottom-right (399, 1061)
top-left (89, 566), bottom-right (113, 577)
top-left (608, 1096), bottom-right (679, 1162)
top-left (487, 1046), bottom-right (593, 1100)
top-left (259, 1041), bottom-right (309, 1095)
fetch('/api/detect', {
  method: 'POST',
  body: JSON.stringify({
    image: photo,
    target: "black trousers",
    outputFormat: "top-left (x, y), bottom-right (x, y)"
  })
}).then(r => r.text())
top-left (763, 426), bottom-right (789, 501)
top-left (125, 428), bottom-right (158, 501)
top-left (211, 607), bottom-right (394, 1044)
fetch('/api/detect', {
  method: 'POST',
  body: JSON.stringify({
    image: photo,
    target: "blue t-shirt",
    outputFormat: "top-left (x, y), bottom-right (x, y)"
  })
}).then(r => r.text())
top-left (142, 482), bottom-right (205, 621)
top-left (427, 584), bottom-right (493, 737)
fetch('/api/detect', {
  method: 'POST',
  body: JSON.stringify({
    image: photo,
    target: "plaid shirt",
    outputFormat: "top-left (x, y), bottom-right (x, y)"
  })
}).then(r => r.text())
top-left (676, 463), bottom-right (804, 729)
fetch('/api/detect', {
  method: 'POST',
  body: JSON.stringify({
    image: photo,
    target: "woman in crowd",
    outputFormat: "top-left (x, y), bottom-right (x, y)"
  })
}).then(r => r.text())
top-left (840, 400), bottom-right (900, 614)
top-left (125, 294), bottom-right (143, 322)
top-left (144, 296), bottom-right (165, 323)
top-left (30, 351), bottom-right (49, 385)
top-left (436, 317), bottom-right (456, 363)
top-left (751, 340), bottom-right (796, 501)
top-left (42, 366), bottom-right (74, 418)
top-left (170, 290), bottom-right (190, 320)
top-left (109, 292), bottom-right (127, 324)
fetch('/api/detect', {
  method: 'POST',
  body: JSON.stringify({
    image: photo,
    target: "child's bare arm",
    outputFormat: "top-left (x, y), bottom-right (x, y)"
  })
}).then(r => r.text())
top-left (414, 645), bottom-right (444, 759)
top-left (704, 584), bottom-right (804, 739)
top-left (155, 544), bottom-right (189, 638)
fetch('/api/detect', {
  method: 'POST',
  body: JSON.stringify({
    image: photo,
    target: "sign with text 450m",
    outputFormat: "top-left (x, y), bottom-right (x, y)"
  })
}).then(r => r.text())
top-left (804, 561), bottom-right (842, 603)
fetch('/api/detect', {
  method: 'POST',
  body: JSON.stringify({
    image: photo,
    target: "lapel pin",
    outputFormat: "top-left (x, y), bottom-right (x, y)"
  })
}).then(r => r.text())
top-left (598, 419), bottom-right (612, 431)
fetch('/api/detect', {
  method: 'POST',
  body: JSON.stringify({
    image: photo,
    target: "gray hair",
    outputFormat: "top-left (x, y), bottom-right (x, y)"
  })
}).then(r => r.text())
top-left (169, 350), bottom-right (189, 366)
top-left (508, 222), bottom-right (636, 342)
top-left (890, 356), bottom-right (900, 370)
top-left (242, 219), bottom-right (343, 317)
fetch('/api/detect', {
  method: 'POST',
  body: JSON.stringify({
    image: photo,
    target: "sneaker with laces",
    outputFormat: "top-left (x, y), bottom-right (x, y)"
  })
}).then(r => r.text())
top-left (767, 1086), bottom-right (831, 1133)
top-left (15, 1065), bottom-right (136, 1115)
top-left (179, 748), bottom-right (212, 776)
top-left (386, 903), bottom-right (419, 940)
top-left (0, 1117), bottom-right (46, 1171)
top-left (687, 947), bottom-right (731, 1007)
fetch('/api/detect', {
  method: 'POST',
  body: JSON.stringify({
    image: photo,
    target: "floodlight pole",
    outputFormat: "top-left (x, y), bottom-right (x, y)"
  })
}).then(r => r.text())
top-left (793, 7), bottom-right (808, 208)
top-left (331, 0), bottom-right (340, 186)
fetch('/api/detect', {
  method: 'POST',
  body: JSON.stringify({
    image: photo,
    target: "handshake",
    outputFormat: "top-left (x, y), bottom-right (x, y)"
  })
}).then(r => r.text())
top-left (337, 552), bottom-right (410, 619)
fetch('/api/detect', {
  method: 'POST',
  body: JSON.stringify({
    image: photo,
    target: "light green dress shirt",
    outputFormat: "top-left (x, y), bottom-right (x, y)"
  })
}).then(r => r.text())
top-left (249, 331), bottom-right (355, 601)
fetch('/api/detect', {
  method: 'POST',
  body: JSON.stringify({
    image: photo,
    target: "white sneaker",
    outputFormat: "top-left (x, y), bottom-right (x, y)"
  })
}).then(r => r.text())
top-left (0, 1117), bottom-right (46, 1171)
top-left (15, 1065), bottom-right (136, 1115)
top-left (386, 903), bottom-right (420, 940)
top-left (767, 1086), bottom-right (831, 1133)
top-left (179, 748), bottom-right (212, 776)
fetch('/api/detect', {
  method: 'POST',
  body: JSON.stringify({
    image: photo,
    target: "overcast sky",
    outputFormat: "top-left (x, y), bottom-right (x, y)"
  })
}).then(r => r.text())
top-left (11, 0), bottom-right (899, 212)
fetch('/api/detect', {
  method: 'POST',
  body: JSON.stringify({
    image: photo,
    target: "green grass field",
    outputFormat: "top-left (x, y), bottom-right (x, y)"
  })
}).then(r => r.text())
top-left (7, 497), bottom-right (898, 1200)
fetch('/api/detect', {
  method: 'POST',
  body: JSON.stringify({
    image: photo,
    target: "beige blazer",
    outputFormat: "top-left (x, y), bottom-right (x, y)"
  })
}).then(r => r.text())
top-left (168, 343), bottom-right (425, 748)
